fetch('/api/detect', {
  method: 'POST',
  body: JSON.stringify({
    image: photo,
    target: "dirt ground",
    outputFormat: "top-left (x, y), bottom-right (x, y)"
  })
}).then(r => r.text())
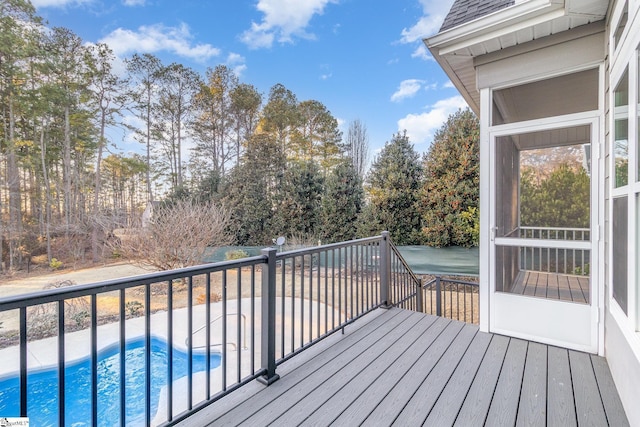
top-left (0, 262), bottom-right (153, 299)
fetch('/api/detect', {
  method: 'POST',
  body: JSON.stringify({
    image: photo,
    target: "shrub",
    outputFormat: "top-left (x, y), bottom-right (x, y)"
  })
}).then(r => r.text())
top-left (225, 249), bottom-right (249, 261)
top-left (49, 258), bottom-right (63, 270)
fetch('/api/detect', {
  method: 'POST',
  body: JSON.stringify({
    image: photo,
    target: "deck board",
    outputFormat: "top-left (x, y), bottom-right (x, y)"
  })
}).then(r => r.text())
top-left (484, 338), bottom-right (528, 427)
top-left (390, 324), bottom-right (478, 426)
top-left (547, 346), bottom-right (577, 426)
top-left (453, 334), bottom-right (510, 426)
top-left (211, 309), bottom-right (414, 426)
top-left (510, 271), bottom-right (589, 304)
top-left (422, 331), bottom-right (492, 426)
top-left (308, 317), bottom-right (450, 426)
top-left (274, 314), bottom-right (436, 426)
top-left (570, 350), bottom-right (609, 426)
top-left (591, 355), bottom-right (630, 427)
top-left (360, 321), bottom-right (466, 426)
top-left (176, 308), bottom-right (628, 427)
top-left (516, 341), bottom-right (547, 426)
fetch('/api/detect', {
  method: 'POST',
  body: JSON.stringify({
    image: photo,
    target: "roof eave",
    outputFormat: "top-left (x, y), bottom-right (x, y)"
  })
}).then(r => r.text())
top-left (427, 0), bottom-right (564, 52)
top-left (426, 0), bottom-right (566, 114)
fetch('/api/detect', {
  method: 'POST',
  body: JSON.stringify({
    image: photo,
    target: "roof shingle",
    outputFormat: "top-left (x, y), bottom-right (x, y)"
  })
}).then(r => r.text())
top-left (440, 0), bottom-right (515, 32)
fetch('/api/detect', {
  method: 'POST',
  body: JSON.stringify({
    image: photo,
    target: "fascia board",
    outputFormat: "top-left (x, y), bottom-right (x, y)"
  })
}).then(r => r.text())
top-left (429, 48), bottom-right (480, 114)
top-left (426, 0), bottom-right (563, 52)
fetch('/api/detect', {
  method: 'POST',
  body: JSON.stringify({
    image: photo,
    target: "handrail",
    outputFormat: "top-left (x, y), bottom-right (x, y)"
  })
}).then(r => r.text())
top-left (388, 241), bottom-right (422, 285)
top-left (187, 312), bottom-right (247, 351)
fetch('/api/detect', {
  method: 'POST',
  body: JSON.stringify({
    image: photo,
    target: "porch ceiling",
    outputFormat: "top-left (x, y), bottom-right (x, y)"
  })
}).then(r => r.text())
top-left (426, 0), bottom-right (609, 114)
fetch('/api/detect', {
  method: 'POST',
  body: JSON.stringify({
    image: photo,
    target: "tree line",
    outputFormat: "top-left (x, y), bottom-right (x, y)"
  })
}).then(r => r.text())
top-left (1, 1), bottom-right (483, 273)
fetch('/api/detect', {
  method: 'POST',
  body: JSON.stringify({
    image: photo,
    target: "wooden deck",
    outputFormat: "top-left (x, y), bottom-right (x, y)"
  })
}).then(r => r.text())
top-left (509, 270), bottom-right (590, 304)
top-left (178, 308), bottom-right (628, 426)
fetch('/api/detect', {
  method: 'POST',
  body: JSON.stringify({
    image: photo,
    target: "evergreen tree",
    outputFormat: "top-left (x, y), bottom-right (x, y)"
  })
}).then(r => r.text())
top-left (366, 131), bottom-right (423, 245)
top-left (274, 160), bottom-right (324, 239)
top-left (222, 133), bottom-right (285, 245)
top-left (421, 109), bottom-right (479, 247)
top-left (321, 160), bottom-right (363, 243)
top-left (520, 164), bottom-right (590, 228)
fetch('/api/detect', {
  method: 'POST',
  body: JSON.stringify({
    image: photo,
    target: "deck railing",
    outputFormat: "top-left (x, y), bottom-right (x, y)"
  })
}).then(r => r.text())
top-left (0, 231), bottom-right (434, 426)
top-left (519, 226), bottom-right (590, 275)
top-left (420, 276), bottom-right (479, 324)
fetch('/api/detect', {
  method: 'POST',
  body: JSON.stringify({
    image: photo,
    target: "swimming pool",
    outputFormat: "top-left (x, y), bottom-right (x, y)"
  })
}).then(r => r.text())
top-left (0, 337), bottom-right (221, 426)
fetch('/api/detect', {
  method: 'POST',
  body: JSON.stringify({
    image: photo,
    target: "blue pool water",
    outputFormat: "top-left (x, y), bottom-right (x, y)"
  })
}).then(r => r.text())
top-left (0, 337), bottom-right (221, 426)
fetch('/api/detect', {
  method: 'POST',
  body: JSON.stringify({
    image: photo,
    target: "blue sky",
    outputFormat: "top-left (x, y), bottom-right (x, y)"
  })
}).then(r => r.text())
top-left (32, 0), bottom-right (465, 157)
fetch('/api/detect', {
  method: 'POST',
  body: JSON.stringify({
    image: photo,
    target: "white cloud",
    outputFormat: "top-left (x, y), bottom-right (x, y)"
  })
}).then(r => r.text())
top-left (99, 23), bottom-right (220, 62)
top-left (31, 0), bottom-right (90, 7)
top-left (400, 0), bottom-right (455, 44)
top-left (122, 0), bottom-right (146, 6)
top-left (397, 95), bottom-right (468, 145)
top-left (241, 0), bottom-right (337, 49)
top-left (320, 73), bottom-right (332, 80)
top-left (443, 80), bottom-right (455, 89)
top-left (391, 79), bottom-right (425, 103)
top-left (411, 44), bottom-right (433, 61)
top-left (226, 52), bottom-right (247, 77)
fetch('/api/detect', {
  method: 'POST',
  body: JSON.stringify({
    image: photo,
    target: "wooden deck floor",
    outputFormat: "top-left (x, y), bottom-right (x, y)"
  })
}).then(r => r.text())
top-left (509, 271), bottom-right (590, 304)
top-left (178, 308), bottom-right (628, 426)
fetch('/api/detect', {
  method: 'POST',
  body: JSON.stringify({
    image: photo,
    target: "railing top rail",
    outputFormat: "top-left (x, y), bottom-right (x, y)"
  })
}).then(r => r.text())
top-left (0, 235), bottom-right (386, 312)
top-left (276, 235), bottom-right (383, 258)
top-left (0, 255), bottom-right (267, 311)
top-left (518, 226), bottom-right (590, 232)
top-left (388, 240), bottom-right (421, 285)
top-left (422, 275), bottom-right (479, 288)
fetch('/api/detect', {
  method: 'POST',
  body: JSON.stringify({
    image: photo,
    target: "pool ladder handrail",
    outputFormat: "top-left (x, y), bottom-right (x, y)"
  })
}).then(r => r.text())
top-left (187, 312), bottom-right (248, 351)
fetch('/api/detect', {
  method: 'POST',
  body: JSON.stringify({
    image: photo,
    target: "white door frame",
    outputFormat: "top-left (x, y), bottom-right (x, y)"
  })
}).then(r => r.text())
top-left (487, 112), bottom-right (602, 354)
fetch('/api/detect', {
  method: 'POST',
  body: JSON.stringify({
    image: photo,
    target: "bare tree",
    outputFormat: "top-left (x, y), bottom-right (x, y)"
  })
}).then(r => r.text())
top-left (117, 200), bottom-right (233, 270)
top-left (345, 119), bottom-right (370, 179)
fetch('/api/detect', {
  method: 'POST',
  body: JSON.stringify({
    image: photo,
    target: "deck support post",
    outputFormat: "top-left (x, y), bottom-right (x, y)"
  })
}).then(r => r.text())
top-left (380, 231), bottom-right (391, 308)
top-left (416, 278), bottom-right (423, 313)
top-left (258, 247), bottom-right (280, 386)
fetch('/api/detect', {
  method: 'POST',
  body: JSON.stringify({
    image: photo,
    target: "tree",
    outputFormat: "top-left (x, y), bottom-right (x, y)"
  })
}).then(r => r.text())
top-left (345, 119), bottom-right (370, 179)
top-left (85, 42), bottom-right (125, 261)
top-left (520, 164), bottom-right (590, 228)
top-left (230, 83), bottom-right (262, 167)
top-left (291, 100), bottom-right (343, 174)
top-left (366, 131), bottom-right (423, 245)
top-left (151, 63), bottom-right (200, 190)
top-left (321, 160), bottom-right (363, 243)
top-left (421, 109), bottom-right (479, 247)
top-left (274, 160), bottom-right (324, 239)
top-left (261, 83), bottom-right (299, 156)
top-left (191, 65), bottom-right (238, 176)
top-left (0, 0), bottom-right (42, 269)
top-left (222, 133), bottom-right (285, 245)
top-left (117, 199), bottom-right (233, 270)
top-left (125, 53), bottom-right (163, 202)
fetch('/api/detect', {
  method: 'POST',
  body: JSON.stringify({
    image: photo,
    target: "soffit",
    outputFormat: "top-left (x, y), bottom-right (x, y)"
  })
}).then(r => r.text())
top-left (426, 0), bottom-right (609, 114)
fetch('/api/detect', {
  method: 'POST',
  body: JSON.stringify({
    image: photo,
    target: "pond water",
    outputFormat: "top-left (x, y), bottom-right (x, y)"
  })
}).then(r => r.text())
top-left (206, 245), bottom-right (479, 276)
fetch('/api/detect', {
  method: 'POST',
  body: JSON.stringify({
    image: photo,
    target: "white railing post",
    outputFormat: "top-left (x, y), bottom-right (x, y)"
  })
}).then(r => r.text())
top-left (258, 247), bottom-right (280, 385)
